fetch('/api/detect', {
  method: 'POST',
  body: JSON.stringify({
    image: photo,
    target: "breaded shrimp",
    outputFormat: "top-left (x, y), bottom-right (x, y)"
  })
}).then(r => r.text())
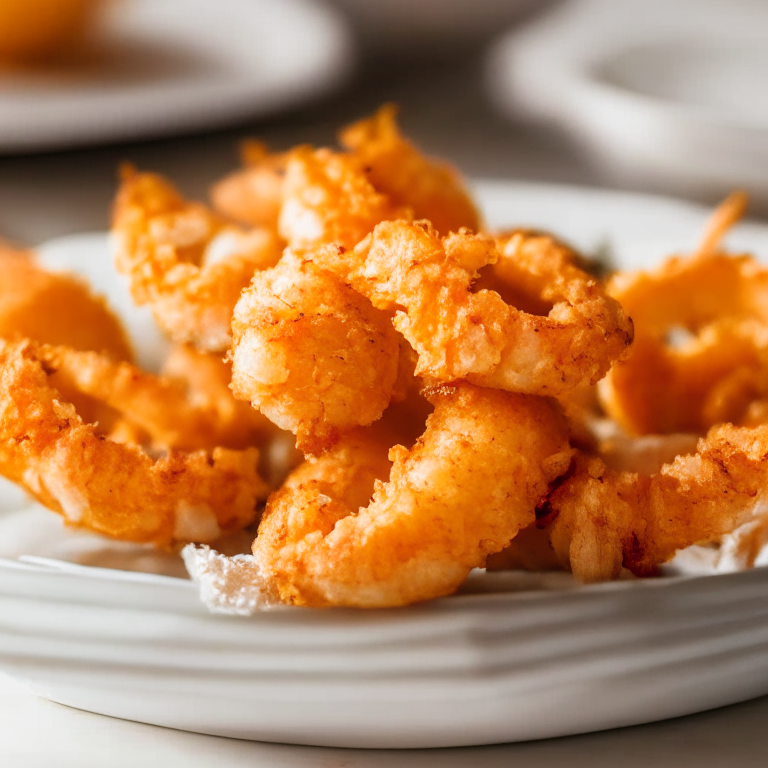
top-left (112, 167), bottom-right (282, 352)
top-left (340, 104), bottom-right (481, 235)
top-left (230, 252), bottom-right (400, 454)
top-left (252, 383), bottom-right (572, 607)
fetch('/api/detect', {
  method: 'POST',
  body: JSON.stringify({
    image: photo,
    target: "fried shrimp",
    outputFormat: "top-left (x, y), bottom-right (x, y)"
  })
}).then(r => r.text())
top-left (0, 243), bottom-right (132, 361)
top-left (215, 105), bottom-right (479, 247)
top-left (112, 167), bottom-right (282, 352)
top-left (230, 252), bottom-right (400, 454)
top-left (278, 146), bottom-right (410, 255)
top-left (600, 256), bottom-right (768, 434)
top-left (0, 340), bottom-right (267, 546)
top-left (487, 430), bottom-right (701, 574)
top-left (546, 424), bottom-right (768, 581)
top-left (252, 383), bottom-right (572, 607)
top-left (36, 343), bottom-right (269, 452)
top-left (0, 243), bottom-right (135, 429)
top-left (597, 193), bottom-right (768, 435)
top-left (338, 221), bottom-right (632, 396)
top-left (210, 141), bottom-right (288, 231)
top-left (339, 104), bottom-right (481, 235)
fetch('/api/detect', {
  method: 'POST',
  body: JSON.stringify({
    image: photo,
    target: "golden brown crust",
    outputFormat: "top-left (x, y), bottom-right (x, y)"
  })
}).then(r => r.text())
top-left (339, 104), bottom-right (481, 236)
top-left (112, 168), bottom-right (282, 352)
top-left (0, 339), bottom-right (268, 547)
top-left (335, 221), bottom-right (633, 396)
top-left (0, 244), bottom-right (133, 361)
top-left (252, 383), bottom-right (572, 607)
top-left (547, 425), bottom-right (768, 581)
top-left (210, 141), bottom-right (288, 231)
top-left (278, 146), bottom-right (409, 256)
top-left (230, 252), bottom-right (400, 454)
top-left (600, 254), bottom-right (768, 434)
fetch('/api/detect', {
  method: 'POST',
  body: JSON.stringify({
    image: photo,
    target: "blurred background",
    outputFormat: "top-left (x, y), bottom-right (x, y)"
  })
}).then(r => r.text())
top-left (1, 0), bottom-right (767, 243)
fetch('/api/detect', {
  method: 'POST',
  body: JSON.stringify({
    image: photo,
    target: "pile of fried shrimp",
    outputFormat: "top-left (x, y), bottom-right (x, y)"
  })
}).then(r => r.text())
top-left (2, 106), bottom-right (768, 610)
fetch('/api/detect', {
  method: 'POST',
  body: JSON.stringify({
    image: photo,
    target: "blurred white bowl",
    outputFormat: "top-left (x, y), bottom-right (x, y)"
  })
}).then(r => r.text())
top-left (328, 0), bottom-right (542, 52)
top-left (487, 0), bottom-right (768, 207)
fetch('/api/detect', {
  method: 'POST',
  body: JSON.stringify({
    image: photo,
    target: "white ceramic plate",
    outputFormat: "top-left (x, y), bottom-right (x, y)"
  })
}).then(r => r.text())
top-left (486, 0), bottom-right (768, 207)
top-left (2, 180), bottom-right (768, 748)
top-left (0, 0), bottom-right (354, 153)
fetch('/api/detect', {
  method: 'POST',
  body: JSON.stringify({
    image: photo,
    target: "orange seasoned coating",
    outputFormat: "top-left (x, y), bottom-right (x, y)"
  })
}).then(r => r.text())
top-left (332, 221), bottom-right (632, 396)
top-left (0, 340), bottom-right (267, 547)
top-left (112, 167), bottom-right (282, 352)
top-left (0, 243), bottom-right (134, 429)
top-left (339, 104), bottom-right (481, 235)
top-left (214, 106), bottom-right (480, 244)
top-left (210, 141), bottom-right (288, 231)
top-left (10, 106), bottom-right (768, 609)
top-left (600, 253), bottom-right (768, 434)
top-left (0, 243), bottom-right (132, 361)
top-left (598, 193), bottom-right (768, 435)
top-left (278, 146), bottom-right (409, 255)
top-left (160, 345), bottom-right (274, 449)
top-left (252, 383), bottom-right (572, 607)
top-left (37, 343), bottom-right (269, 453)
top-left (230, 252), bottom-right (400, 454)
top-left (547, 424), bottom-right (768, 581)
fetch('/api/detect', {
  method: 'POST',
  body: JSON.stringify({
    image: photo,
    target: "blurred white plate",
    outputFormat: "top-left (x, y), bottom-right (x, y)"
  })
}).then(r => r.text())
top-left (0, 0), bottom-right (354, 152)
top-left (2, 180), bottom-right (768, 748)
top-left (486, 0), bottom-right (768, 207)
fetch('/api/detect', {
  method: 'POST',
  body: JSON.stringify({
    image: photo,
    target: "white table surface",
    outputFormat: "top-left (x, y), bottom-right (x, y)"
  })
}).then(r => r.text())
top-left (1, 43), bottom-right (767, 765)
top-left (2, 671), bottom-right (768, 767)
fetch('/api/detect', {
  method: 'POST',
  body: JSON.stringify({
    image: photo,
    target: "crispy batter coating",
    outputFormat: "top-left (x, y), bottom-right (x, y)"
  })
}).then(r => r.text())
top-left (278, 146), bottom-right (410, 255)
top-left (488, 430), bottom-right (701, 574)
top-left (35, 343), bottom-right (271, 452)
top-left (0, 340), bottom-right (267, 547)
top-left (339, 104), bottom-right (481, 235)
top-left (600, 254), bottom-right (768, 434)
top-left (210, 141), bottom-right (287, 231)
top-left (0, 243), bottom-right (134, 429)
top-left (547, 424), bottom-right (768, 581)
top-left (214, 106), bottom-right (479, 245)
top-left (598, 193), bottom-right (768, 435)
top-left (0, 243), bottom-right (132, 361)
top-left (252, 383), bottom-right (572, 607)
top-left (230, 252), bottom-right (400, 454)
top-left (337, 221), bottom-right (632, 396)
top-left (112, 168), bottom-right (282, 352)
